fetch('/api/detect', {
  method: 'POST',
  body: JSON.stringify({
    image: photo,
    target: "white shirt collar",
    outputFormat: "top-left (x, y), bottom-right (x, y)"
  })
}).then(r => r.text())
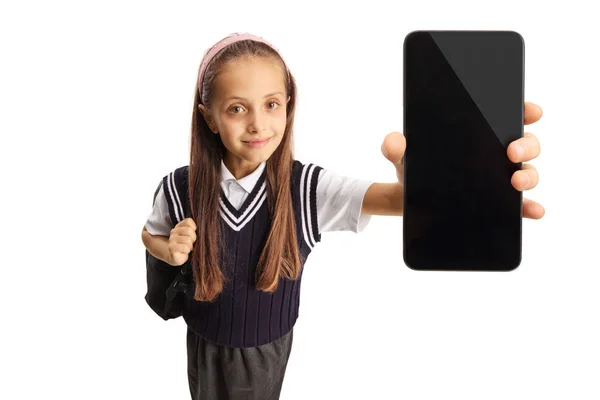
top-left (220, 160), bottom-right (266, 194)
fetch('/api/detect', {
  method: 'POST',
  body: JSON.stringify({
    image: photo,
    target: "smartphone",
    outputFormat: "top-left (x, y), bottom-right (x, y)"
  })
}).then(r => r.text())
top-left (403, 30), bottom-right (524, 271)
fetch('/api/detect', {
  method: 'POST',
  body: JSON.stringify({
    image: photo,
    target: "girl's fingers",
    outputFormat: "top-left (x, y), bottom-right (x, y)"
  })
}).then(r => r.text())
top-left (511, 163), bottom-right (539, 191)
top-left (524, 102), bottom-right (543, 125)
top-left (186, 228), bottom-right (197, 243)
top-left (171, 226), bottom-right (197, 243)
top-left (523, 197), bottom-right (545, 219)
top-left (381, 132), bottom-right (406, 182)
top-left (175, 234), bottom-right (195, 246)
top-left (381, 131), bottom-right (406, 164)
top-left (172, 242), bottom-right (193, 254)
top-left (507, 132), bottom-right (541, 163)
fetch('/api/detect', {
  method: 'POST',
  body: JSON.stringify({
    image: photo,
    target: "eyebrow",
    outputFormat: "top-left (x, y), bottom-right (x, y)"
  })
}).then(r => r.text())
top-left (224, 92), bottom-right (285, 102)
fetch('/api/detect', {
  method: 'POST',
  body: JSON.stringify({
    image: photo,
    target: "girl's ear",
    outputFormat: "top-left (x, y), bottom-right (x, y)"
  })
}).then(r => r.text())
top-left (198, 104), bottom-right (219, 134)
top-left (287, 96), bottom-right (291, 103)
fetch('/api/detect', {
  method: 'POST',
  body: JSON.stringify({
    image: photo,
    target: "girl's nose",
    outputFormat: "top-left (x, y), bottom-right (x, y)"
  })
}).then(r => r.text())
top-left (248, 110), bottom-right (267, 132)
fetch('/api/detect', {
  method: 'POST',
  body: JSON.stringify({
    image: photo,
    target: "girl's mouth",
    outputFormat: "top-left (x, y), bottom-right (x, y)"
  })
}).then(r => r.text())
top-left (242, 137), bottom-right (271, 148)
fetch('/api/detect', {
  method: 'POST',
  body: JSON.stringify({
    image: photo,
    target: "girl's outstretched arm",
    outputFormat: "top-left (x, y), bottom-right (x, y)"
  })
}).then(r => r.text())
top-left (361, 182), bottom-right (403, 216)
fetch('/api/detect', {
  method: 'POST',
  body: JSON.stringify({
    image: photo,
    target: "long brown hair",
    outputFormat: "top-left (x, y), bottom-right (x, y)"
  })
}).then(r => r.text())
top-left (189, 39), bottom-right (302, 302)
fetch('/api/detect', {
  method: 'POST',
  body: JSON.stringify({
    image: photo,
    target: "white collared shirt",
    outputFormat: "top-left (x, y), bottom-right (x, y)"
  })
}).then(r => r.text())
top-left (220, 159), bottom-right (266, 210)
top-left (145, 160), bottom-right (373, 236)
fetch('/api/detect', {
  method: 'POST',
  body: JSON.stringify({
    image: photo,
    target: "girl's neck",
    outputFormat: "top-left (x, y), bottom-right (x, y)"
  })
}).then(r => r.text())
top-left (223, 154), bottom-right (262, 180)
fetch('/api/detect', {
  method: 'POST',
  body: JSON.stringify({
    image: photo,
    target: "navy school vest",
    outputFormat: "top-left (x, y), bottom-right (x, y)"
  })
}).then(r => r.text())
top-left (162, 160), bottom-right (322, 348)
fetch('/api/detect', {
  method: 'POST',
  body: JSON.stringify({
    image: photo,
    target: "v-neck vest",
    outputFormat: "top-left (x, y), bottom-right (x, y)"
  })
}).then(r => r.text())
top-left (162, 160), bottom-right (323, 348)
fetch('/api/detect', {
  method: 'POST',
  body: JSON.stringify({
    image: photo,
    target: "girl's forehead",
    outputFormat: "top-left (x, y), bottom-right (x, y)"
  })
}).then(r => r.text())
top-left (215, 58), bottom-right (286, 96)
top-left (220, 57), bottom-right (284, 77)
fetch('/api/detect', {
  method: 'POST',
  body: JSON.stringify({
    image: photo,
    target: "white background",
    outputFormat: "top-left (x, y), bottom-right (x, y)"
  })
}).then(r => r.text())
top-left (1, 0), bottom-right (598, 399)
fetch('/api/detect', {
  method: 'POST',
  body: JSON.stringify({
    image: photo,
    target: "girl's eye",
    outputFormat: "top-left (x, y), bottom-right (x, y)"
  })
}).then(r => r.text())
top-left (229, 102), bottom-right (279, 114)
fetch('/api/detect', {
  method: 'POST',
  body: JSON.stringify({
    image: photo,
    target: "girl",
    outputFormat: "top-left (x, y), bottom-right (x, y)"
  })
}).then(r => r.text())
top-left (141, 32), bottom-right (544, 400)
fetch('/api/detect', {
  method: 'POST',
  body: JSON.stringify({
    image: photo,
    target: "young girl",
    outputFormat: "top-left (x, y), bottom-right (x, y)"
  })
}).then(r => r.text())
top-left (141, 32), bottom-right (544, 400)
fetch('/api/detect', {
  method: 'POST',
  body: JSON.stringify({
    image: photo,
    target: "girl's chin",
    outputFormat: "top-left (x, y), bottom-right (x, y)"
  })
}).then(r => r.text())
top-left (231, 150), bottom-right (273, 164)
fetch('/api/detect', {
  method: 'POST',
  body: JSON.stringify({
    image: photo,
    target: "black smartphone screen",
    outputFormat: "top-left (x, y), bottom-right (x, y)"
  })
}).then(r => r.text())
top-left (403, 30), bottom-right (524, 271)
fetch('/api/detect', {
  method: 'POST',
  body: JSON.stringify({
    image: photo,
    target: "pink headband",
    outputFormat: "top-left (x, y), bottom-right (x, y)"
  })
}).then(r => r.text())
top-left (197, 32), bottom-right (290, 104)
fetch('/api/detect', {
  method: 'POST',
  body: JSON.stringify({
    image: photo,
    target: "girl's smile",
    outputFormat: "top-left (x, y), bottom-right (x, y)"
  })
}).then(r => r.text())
top-left (242, 137), bottom-right (272, 148)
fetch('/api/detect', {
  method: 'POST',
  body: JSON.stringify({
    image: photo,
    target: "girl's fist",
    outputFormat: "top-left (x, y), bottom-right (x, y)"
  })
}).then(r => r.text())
top-left (167, 218), bottom-right (197, 266)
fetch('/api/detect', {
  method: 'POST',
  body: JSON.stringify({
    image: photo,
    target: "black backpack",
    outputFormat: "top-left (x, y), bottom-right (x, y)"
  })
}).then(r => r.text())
top-left (144, 166), bottom-right (193, 320)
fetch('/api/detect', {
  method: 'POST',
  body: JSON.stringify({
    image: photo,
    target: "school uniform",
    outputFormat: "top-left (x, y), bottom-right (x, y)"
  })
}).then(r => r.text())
top-left (145, 159), bottom-right (374, 400)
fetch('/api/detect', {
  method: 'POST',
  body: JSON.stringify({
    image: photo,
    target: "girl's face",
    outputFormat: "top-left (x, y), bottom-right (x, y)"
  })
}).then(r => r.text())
top-left (199, 56), bottom-right (290, 177)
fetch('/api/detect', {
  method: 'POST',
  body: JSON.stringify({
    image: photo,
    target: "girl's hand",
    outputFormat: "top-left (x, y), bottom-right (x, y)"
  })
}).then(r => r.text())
top-left (507, 102), bottom-right (544, 219)
top-left (167, 218), bottom-right (197, 266)
top-left (380, 101), bottom-right (545, 220)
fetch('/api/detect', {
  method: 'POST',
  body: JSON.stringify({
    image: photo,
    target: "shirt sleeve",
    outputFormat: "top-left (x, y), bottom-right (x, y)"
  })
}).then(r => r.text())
top-left (144, 182), bottom-right (173, 237)
top-left (316, 169), bottom-right (374, 233)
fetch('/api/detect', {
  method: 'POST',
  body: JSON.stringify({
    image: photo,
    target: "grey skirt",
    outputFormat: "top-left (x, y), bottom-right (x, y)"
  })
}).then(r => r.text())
top-left (186, 326), bottom-right (294, 400)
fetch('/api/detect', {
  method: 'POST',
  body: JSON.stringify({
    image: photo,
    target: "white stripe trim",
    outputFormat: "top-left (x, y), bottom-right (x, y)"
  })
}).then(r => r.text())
top-left (219, 192), bottom-right (267, 231)
top-left (299, 164), bottom-right (313, 249)
top-left (219, 181), bottom-right (267, 224)
top-left (241, 192), bottom-right (267, 229)
top-left (305, 164), bottom-right (317, 247)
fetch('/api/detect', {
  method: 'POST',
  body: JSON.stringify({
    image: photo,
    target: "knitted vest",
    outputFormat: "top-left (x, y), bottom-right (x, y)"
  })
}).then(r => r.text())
top-left (162, 160), bottom-right (322, 348)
